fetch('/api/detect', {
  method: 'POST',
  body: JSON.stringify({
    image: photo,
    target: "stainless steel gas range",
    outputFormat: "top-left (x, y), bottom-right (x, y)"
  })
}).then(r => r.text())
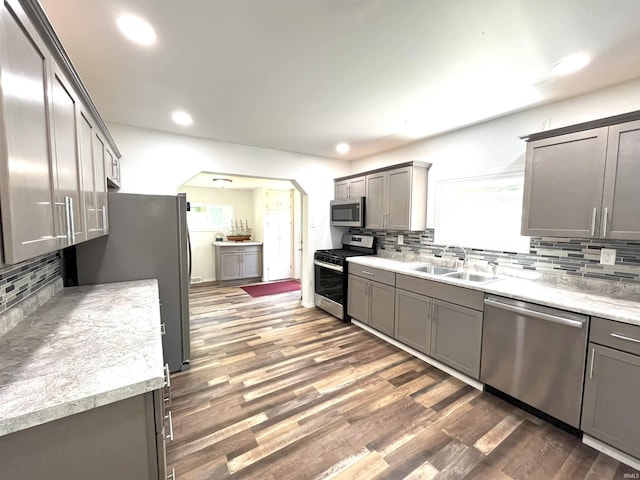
top-left (314, 234), bottom-right (376, 320)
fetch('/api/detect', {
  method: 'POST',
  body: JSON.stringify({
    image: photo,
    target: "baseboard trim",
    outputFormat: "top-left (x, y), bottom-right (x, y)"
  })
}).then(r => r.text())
top-left (582, 435), bottom-right (640, 471)
top-left (351, 319), bottom-right (484, 391)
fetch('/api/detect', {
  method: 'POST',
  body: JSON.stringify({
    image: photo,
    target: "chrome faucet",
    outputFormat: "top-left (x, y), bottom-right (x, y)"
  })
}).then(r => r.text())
top-left (441, 244), bottom-right (468, 270)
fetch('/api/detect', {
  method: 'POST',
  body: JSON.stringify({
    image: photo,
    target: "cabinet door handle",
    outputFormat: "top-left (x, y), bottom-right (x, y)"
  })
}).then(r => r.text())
top-left (102, 206), bottom-right (107, 231)
top-left (602, 207), bottom-right (608, 237)
top-left (589, 347), bottom-right (595, 379)
top-left (590, 207), bottom-right (597, 237)
top-left (165, 410), bottom-right (174, 441)
top-left (64, 197), bottom-right (72, 243)
top-left (610, 332), bottom-right (640, 344)
top-left (483, 298), bottom-right (585, 328)
top-left (167, 468), bottom-right (176, 480)
top-left (69, 197), bottom-right (75, 243)
top-left (361, 270), bottom-right (375, 276)
top-left (164, 363), bottom-right (171, 388)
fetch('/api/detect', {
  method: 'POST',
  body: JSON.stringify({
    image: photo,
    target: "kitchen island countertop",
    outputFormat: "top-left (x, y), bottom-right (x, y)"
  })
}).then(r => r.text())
top-left (348, 256), bottom-right (640, 327)
top-left (0, 279), bottom-right (165, 437)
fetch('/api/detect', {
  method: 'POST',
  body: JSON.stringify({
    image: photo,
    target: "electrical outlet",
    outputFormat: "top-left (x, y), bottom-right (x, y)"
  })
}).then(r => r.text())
top-left (540, 118), bottom-right (551, 131)
top-left (600, 248), bottom-right (616, 265)
top-left (397, 234), bottom-right (404, 245)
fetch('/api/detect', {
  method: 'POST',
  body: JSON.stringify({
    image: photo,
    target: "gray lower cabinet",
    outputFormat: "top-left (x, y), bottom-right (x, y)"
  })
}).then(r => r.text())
top-left (215, 244), bottom-right (263, 282)
top-left (370, 281), bottom-right (395, 336)
top-left (394, 288), bottom-right (431, 354)
top-left (347, 273), bottom-right (369, 322)
top-left (430, 299), bottom-right (483, 378)
top-left (394, 274), bottom-right (483, 379)
top-left (0, 390), bottom-right (168, 480)
top-left (347, 272), bottom-right (395, 336)
top-left (581, 317), bottom-right (640, 459)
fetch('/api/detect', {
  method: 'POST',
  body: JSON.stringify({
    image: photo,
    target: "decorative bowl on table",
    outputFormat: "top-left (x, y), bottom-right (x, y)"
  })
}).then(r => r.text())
top-left (226, 235), bottom-right (251, 242)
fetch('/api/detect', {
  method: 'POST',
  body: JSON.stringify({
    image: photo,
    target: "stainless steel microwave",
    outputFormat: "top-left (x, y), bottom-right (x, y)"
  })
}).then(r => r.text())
top-left (330, 197), bottom-right (365, 227)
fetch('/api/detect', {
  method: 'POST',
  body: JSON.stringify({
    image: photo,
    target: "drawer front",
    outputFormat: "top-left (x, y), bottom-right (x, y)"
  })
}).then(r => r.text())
top-left (396, 274), bottom-right (483, 311)
top-left (220, 245), bottom-right (261, 253)
top-left (349, 264), bottom-right (395, 286)
top-left (590, 317), bottom-right (640, 356)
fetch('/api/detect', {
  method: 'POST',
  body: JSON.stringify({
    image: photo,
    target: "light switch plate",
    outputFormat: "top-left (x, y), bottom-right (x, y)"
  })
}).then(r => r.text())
top-left (600, 248), bottom-right (616, 265)
top-left (398, 234), bottom-right (404, 245)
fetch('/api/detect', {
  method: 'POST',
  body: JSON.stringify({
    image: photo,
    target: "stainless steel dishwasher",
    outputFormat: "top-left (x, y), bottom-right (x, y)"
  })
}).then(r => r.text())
top-left (481, 295), bottom-right (589, 428)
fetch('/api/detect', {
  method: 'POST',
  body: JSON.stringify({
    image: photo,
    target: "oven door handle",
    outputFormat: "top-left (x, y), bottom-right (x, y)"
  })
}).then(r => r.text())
top-left (314, 260), bottom-right (344, 273)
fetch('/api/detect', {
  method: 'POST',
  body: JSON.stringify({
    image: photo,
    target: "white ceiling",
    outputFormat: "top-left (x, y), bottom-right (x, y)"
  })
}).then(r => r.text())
top-left (40, 0), bottom-right (640, 160)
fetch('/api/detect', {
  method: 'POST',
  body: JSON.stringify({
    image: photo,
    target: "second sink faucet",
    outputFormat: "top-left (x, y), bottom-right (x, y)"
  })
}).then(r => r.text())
top-left (441, 244), bottom-right (468, 270)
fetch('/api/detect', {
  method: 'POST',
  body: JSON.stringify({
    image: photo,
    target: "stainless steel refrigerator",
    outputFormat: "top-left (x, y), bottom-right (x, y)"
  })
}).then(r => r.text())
top-left (74, 192), bottom-right (191, 372)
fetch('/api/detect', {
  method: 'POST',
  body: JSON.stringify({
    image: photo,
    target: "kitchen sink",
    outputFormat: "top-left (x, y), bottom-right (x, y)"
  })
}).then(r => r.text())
top-left (443, 271), bottom-right (498, 284)
top-left (410, 265), bottom-right (457, 275)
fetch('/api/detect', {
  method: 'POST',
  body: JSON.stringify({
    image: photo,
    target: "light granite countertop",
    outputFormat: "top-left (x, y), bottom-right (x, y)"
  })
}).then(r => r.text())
top-left (0, 279), bottom-right (165, 437)
top-left (212, 241), bottom-right (263, 246)
top-left (348, 256), bottom-right (640, 327)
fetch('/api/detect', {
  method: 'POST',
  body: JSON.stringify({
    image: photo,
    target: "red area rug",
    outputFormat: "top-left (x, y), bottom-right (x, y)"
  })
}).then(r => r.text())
top-left (241, 280), bottom-right (301, 297)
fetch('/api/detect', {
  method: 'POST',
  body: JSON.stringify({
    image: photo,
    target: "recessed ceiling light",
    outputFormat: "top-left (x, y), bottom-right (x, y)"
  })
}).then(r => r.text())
top-left (552, 53), bottom-right (590, 76)
top-left (336, 142), bottom-right (350, 154)
top-left (116, 14), bottom-right (157, 46)
top-left (172, 111), bottom-right (193, 126)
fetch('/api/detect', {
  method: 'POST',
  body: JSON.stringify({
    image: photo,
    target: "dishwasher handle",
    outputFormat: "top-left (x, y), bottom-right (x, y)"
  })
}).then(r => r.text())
top-left (484, 298), bottom-right (586, 328)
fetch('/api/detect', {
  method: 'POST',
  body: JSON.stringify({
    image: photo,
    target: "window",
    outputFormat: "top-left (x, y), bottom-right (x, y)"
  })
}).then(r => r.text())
top-left (187, 203), bottom-right (234, 232)
top-left (434, 169), bottom-right (530, 253)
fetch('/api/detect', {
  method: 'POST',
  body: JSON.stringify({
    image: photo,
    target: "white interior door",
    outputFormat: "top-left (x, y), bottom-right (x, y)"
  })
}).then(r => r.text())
top-left (264, 208), bottom-right (292, 281)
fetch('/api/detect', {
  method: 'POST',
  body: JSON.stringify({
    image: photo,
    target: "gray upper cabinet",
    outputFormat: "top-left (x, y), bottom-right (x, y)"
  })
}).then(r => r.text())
top-left (50, 63), bottom-right (86, 245)
top-left (106, 145), bottom-right (121, 189)
top-left (521, 128), bottom-right (608, 237)
top-left (365, 163), bottom-right (429, 231)
top-left (0, 0), bottom-right (118, 264)
top-left (334, 175), bottom-right (365, 199)
top-left (365, 171), bottom-right (386, 229)
top-left (92, 132), bottom-right (109, 235)
top-left (0, 0), bottom-right (60, 263)
top-left (79, 112), bottom-right (100, 239)
top-left (601, 120), bottom-right (640, 239)
top-left (522, 116), bottom-right (640, 240)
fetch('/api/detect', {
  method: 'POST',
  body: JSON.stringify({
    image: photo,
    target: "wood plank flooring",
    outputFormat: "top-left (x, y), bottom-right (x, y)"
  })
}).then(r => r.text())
top-left (167, 284), bottom-right (635, 479)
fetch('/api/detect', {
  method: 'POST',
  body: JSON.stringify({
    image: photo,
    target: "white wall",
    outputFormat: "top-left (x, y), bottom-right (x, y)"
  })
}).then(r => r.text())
top-left (350, 78), bottom-right (640, 228)
top-left (107, 123), bottom-right (350, 307)
top-left (176, 185), bottom-right (254, 283)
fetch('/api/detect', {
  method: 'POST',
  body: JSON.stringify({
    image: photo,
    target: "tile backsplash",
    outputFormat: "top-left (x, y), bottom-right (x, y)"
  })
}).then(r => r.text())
top-left (0, 252), bottom-right (61, 314)
top-left (349, 228), bottom-right (640, 285)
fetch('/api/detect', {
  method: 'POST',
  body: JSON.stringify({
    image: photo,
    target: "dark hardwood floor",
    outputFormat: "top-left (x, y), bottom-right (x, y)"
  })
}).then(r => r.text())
top-left (166, 284), bottom-right (634, 479)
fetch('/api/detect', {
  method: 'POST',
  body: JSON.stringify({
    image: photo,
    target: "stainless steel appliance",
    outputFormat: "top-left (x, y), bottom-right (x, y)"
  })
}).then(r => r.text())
top-left (74, 193), bottom-right (191, 372)
top-left (314, 234), bottom-right (376, 320)
top-left (330, 197), bottom-right (365, 227)
top-left (481, 295), bottom-right (589, 428)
